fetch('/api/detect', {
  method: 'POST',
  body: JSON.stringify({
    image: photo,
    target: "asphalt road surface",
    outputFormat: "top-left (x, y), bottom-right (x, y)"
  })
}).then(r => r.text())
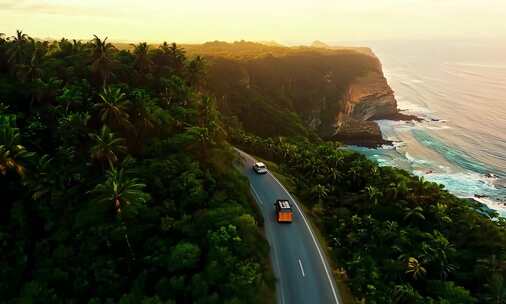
top-left (236, 149), bottom-right (341, 304)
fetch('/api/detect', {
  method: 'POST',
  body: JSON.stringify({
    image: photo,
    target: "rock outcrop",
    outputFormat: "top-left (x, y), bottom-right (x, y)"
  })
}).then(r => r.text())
top-left (343, 71), bottom-right (398, 121)
top-left (332, 69), bottom-right (419, 147)
top-left (331, 71), bottom-right (396, 146)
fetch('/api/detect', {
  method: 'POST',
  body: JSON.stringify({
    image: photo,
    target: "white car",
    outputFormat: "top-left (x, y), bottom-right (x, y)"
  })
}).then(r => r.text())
top-left (253, 162), bottom-right (268, 174)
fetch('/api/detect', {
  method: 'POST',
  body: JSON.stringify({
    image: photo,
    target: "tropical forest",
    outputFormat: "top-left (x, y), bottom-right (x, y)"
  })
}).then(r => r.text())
top-left (0, 30), bottom-right (505, 304)
top-left (0, 32), bottom-right (274, 303)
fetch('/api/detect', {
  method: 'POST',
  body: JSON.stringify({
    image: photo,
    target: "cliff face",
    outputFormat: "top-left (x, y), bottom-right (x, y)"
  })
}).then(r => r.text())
top-left (300, 66), bottom-right (400, 146)
top-left (331, 71), bottom-right (398, 146)
top-left (196, 41), bottom-right (408, 145)
top-left (343, 71), bottom-right (398, 121)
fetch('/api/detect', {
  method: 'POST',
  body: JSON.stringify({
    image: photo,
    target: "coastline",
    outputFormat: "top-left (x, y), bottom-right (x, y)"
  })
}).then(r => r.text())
top-left (347, 113), bottom-right (506, 218)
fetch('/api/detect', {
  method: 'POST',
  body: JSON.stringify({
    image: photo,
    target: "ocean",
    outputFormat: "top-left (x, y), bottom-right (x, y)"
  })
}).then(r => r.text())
top-left (349, 40), bottom-right (506, 217)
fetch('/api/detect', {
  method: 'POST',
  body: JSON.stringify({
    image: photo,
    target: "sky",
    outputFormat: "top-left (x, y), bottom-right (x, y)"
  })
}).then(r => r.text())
top-left (1, 0), bottom-right (506, 44)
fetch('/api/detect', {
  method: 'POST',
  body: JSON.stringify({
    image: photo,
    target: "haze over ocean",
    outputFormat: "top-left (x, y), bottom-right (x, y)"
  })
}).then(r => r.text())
top-left (349, 39), bottom-right (506, 216)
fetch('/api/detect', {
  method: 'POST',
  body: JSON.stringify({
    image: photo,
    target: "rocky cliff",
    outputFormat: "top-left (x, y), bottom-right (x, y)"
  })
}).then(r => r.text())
top-left (193, 41), bottom-right (413, 145)
top-left (331, 69), bottom-right (420, 146)
top-left (332, 71), bottom-right (398, 146)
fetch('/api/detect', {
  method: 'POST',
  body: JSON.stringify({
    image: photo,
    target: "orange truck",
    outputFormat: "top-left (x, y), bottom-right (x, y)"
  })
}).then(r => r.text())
top-left (275, 200), bottom-right (293, 223)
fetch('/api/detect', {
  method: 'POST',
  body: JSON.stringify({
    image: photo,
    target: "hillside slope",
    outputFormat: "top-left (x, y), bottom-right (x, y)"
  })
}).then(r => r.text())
top-left (186, 41), bottom-right (409, 145)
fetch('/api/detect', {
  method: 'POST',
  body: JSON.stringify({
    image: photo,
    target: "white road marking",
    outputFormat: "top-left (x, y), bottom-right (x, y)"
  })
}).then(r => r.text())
top-left (298, 259), bottom-right (306, 277)
top-left (250, 186), bottom-right (264, 206)
top-left (236, 149), bottom-right (341, 304)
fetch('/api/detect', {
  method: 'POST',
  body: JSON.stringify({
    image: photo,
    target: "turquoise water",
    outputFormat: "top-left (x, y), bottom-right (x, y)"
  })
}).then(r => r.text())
top-left (349, 127), bottom-right (506, 217)
top-left (346, 40), bottom-right (506, 217)
top-left (411, 129), bottom-right (504, 178)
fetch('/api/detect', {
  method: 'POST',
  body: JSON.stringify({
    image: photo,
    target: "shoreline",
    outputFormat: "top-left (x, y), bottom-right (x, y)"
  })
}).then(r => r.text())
top-left (346, 115), bottom-right (506, 218)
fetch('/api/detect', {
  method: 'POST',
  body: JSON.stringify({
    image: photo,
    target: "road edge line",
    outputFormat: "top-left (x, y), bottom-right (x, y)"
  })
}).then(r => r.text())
top-left (269, 172), bottom-right (341, 304)
top-left (248, 181), bottom-right (286, 304)
top-left (235, 148), bottom-right (341, 304)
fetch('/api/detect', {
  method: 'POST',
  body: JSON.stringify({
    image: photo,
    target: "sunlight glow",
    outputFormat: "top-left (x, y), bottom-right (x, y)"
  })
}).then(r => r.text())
top-left (1, 0), bottom-right (505, 43)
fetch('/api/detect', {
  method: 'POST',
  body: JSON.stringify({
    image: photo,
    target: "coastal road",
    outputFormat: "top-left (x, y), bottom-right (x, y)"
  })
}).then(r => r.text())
top-left (235, 148), bottom-right (341, 304)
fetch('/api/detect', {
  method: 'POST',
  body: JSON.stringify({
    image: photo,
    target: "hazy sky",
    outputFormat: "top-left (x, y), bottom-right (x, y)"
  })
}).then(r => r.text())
top-left (1, 0), bottom-right (505, 43)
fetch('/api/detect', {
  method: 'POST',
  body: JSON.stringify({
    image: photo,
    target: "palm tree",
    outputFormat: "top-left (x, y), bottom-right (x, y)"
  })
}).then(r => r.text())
top-left (11, 30), bottom-right (28, 42)
top-left (193, 95), bottom-right (220, 158)
top-left (89, 168), bottom-right (150, 258)
top-left (0, 116), bottom-right (33, 177)
top-left (129, 90), bottom-right (156, 153)
top-left (90, 35), bottom-right (115, 88)
top-left (186, 55), bottom-right (206, 88)
top-left (365, 185), bottom-right (382, 205)
top-left (349, 165), bottom-right (361, 186)
top-left (90, 167), bottom-right (149, 215)
top-left (311, 184), bottom-right (329, 204)
top-left (393, 284), bottom-right (422, 303)
top-left (422, 230), bottom-right (456, 280)
top-left (94, 87), bottom-right (131, 130)
top-left (0, 144), bottom-right (30, 177)
top-left (7, 30), bottom-right (29, 65)
top-left (161, 42), bottom-right (186, 73)
top-left (431, 202), bottom-right (453, 226)
top-left (132, 42), bottom-right (152, 73)
top-left (89, 126), bottom-right (127, 169)
top-left (406, 257), bottom-right (426, 280)
top-left (404, 206), bottom-right (426, 222)
top-left (31, 77), bottom-right (62, 107)
top-left (17, 42), bottom-right (44, 83)
top-left (71, 39), bottom-right (86, 55)
top-left (25, 154), bottom-right (53, 200)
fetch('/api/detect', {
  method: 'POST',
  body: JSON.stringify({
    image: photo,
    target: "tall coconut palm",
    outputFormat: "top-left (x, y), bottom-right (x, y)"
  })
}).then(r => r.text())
top-left (130, 90), bottom-right (155, 140)
top-left (422, 231), bottom-right (457, 280)
top-left (161, 42), bottom-right (186, 73)
top-left (17, 41), bottom-right (45, 83)
top-left (186, 55), bottom-right (206, 88)
top-left (69, 39), bottom-right (86, 56)
top-left (94, 87), bottom-right (131, 130)
top-left (6, 30), bottom-right (30, 68)
top-left (11, 30), bottom-right (28, 42)
top-left (194, 95), bottom-right (220, 158)
top-left (90, 35), bottom-right (115, 88)
top-left (89, 168), bottom-right (150, 258)
top-left (89, 125), bottom-right (127, 169)
top-left (131, 42), bottom-right (152, 73)
top-left (90, 167), bottom-right (149, 215)
top-left (54, 38), bottom-right (73, 57)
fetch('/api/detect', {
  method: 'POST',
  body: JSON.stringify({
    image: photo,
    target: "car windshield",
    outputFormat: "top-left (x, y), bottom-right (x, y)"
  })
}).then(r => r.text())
top-left (256, 164), bottom-right (265, 168)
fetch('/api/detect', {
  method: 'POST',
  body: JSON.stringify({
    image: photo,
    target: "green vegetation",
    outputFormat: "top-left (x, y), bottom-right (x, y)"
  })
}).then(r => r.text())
top-left (232, 132), bottom-right (506, 303)
top-left (3, 31), bottom-right (504, 304)
top-left (186, 41), bottom-right (380, 139)
top-left (0, 31), bottom-right (274, 303)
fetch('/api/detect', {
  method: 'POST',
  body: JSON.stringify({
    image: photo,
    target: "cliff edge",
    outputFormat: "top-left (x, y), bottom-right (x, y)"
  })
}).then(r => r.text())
top-left (332, 68), bottom-right (420, 146)
top-left (332, 70), bottom-right (397, 146)
top-left (193, 41), bottom-right (415, 145)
